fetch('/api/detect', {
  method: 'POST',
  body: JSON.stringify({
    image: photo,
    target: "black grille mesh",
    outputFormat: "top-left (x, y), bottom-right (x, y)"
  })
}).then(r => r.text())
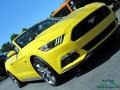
top-left (83, 20), bottom-right (116, 50)
top-left (71, 6), bottom-right (110, 41)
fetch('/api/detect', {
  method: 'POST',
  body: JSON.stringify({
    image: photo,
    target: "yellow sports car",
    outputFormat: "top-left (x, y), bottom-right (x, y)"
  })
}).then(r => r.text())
top-left (5, 3), bottom-right (119, 87)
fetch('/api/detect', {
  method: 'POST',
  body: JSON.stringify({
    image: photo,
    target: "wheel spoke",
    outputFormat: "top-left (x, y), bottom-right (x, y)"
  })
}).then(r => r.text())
top-left (34, 58), bottom-right (56, 85)
top-left (43, 68), bottom-right (56, 84)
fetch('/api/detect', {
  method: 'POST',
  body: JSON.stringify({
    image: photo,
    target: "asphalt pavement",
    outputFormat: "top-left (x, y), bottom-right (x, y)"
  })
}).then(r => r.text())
top-left (0, 9), bottom-right (120, 90)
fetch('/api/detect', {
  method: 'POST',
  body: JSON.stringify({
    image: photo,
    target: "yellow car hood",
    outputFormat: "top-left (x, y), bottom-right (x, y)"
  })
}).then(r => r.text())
top-left (35, 9), bottom-right (90, 42)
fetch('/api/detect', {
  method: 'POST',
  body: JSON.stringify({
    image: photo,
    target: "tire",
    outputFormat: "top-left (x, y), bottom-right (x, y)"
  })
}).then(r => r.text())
top-left (32, 56), bottom-right (60, 86)
top-left (9, 73), bottom-right (24, 88)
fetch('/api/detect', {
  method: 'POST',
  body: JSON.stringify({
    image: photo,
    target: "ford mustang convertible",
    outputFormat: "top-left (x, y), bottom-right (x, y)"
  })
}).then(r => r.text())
top-left (5, 3), bottom-right (119, 87)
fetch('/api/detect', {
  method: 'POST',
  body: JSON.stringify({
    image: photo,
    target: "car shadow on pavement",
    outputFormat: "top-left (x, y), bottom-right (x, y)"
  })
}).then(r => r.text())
top-left (27, 79), bottom-right (45, 84)
top-left (21, 79), bottom-right (45, 87)
top-left (59, 27), bottom-right (120, 86)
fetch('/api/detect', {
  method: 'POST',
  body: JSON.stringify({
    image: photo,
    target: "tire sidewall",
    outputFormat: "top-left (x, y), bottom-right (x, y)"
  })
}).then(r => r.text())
top-left (32, 56), bottom-right (60, 86)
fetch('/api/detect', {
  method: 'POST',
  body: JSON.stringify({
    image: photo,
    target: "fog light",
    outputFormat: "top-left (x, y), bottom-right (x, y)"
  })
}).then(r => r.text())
top-left (61, 51), bottom-right (80, 68)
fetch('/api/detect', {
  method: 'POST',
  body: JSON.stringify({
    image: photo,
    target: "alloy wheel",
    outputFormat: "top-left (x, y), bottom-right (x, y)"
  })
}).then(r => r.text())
top-left (33, 58), bottom-right (56, 85)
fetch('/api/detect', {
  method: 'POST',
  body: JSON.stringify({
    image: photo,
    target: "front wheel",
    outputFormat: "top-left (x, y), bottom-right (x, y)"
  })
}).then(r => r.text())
top-left (32, 57), bottom-right (60, 86)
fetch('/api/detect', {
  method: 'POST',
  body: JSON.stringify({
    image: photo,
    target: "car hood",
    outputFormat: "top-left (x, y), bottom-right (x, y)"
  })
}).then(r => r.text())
top-left (31, 17), bottom-right (78, 42)
top-left (35, 9), bottom-right (88, 42)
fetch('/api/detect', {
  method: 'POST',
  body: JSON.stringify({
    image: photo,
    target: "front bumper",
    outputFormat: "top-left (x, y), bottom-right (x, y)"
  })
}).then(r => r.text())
top-left (61, 24), bottom-right (120, 74)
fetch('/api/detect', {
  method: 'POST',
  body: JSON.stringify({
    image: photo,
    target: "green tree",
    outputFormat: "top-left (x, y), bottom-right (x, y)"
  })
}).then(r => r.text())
top-left (50, 11), bottom-right (54, 18)
top-left (0, 42), bottom-right (14, 53)
top-left (0, 33), bottom-right (18, 53)
top-left (22, 28), bottom-right (28, 32)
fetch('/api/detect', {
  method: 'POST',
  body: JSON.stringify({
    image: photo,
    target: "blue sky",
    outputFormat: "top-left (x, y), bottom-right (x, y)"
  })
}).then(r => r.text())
top-left (0, 0), bottom-right (63, 48)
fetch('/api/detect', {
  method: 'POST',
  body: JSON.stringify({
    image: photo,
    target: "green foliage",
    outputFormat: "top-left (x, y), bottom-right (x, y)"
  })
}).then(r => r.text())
top-left (50, 11), bottom-right (54, 18)
top-left (0, 42), bottom-right (14, 53)
top-left (22, 28), bottom-right (28, 32)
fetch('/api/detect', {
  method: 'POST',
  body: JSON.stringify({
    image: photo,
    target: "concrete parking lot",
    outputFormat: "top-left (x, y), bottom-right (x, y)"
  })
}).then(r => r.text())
top-left (0, 9), bottom-right (120, 90)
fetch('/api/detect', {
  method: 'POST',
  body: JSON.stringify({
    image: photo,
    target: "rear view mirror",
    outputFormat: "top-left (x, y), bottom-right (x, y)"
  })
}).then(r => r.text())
top-left (7, 50), bottom-right (16, 58)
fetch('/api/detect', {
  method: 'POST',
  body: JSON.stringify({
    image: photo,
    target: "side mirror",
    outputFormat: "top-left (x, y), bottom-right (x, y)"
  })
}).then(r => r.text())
top-left (7, 50), bottom-right (17, 58)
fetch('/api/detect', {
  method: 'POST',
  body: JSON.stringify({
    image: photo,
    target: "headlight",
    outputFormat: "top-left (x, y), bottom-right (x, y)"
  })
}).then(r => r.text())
top-left (40, 35), bottom-right (64, 51)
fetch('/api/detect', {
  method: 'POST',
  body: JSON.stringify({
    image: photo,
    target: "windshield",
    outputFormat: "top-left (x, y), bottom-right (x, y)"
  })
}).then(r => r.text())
top-left (15, 19), bottom-right (60, 48)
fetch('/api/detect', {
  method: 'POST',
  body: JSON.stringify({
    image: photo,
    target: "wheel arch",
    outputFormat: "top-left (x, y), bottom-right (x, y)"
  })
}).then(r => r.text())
top-left (30, 55), bottom-right (59, 75)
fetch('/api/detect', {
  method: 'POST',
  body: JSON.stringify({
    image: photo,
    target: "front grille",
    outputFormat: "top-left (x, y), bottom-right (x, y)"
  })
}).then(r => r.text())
top-left (82, 20), bottom-right (116, 51)
top-left (71, 6), bottom-right (110, 41)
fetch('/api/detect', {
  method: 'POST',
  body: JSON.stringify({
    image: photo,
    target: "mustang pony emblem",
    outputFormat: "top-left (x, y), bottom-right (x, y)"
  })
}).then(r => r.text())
top-left (88, 16), bottom-right (95, 23)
